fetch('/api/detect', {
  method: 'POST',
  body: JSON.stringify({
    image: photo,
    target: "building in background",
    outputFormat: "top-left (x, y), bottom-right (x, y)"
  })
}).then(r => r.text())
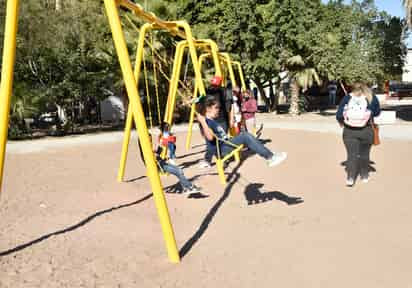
top-left (402, 48), bottom-right (412, 82)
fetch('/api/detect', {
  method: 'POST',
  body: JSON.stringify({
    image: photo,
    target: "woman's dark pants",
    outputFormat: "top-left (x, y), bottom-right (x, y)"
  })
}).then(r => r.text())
top-left (343, 126), bottom-right (373, 180)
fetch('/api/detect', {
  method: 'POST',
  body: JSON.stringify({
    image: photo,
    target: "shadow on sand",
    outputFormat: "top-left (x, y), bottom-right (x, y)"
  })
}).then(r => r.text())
top-left (179, 145), bottom-right (303, 259)
top-left (340, 160), bottom-right (377, 181)
top-left (0, 193), bottom-right (153, 257)
top-left (244, 183), bottom-right (303, 206)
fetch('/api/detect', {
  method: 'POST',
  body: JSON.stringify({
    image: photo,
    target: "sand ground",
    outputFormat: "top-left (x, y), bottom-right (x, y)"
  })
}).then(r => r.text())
top-left (1, 113), bottom-right (411, 288)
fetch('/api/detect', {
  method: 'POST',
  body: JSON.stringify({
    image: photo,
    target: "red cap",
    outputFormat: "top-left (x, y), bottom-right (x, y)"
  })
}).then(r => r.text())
top-left (210, 75), bottom-right (223, 87)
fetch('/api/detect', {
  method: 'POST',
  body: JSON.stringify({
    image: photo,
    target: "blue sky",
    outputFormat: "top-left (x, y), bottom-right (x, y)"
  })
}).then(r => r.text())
top-left (321, 0), bottom-right (410, 46)
top-left (374, 0), bottom-right (404, 18)
top-left (321, 0), bottom-right (405, 17)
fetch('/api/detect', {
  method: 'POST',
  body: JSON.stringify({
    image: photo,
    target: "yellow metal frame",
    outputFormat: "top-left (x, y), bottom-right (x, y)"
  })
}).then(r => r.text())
top-left (0, 0), bottom-right (19, 199)
top-left (185, 52), bottom-right (248, 150)
top-left (160, 39), bottom-right (222, 128)
top-left (228, 60), bottom-right (247, 91)
top-left (115, 1), bottom-right (227, 262)
top-left (0, 0), bottom-right (183, 263)
top-left (0, 0), bottom-right (245, 262)
top-left (218, 53), bottom-right (247, 91)
top-left (104, 0), bottom-right (180, 263)
top-left (117, 37), bottom-right (219, 181)
top-left (216, 142), bottom-right (243, 185)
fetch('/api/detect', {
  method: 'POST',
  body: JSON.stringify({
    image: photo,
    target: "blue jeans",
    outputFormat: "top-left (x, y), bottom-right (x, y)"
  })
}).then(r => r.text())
top-left (160, 161), bottom-right (192, 189)
top-left (168, 143), bottom-right (176, 159)
top-left (221, 132), bottom-right (273, 160)
top-left (204, 121), bottom-right (228, 163)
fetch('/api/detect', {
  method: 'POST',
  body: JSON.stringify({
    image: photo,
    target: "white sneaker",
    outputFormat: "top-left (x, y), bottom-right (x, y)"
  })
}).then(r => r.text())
top-left (167, 159), bottom-right (177, 166)
top-left (346, 178), bottom-right (354, 186)
top-left (198, 160), bottom-right (211, 168)
top-left (183, 185), bottom-right (202, 194)
top-left (361, 176), bottom-right (369, 183)
top-left (267, 152), bottom-right (287, 167)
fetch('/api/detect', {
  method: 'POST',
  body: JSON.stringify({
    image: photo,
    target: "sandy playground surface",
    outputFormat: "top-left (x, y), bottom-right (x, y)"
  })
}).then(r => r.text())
top-left (1, 114), bottom-right (412, 288)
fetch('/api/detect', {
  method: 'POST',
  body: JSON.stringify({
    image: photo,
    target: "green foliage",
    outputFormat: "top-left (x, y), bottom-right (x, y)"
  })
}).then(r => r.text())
top-left (178, 0), bottom-right (406, 92)
top-left (1, 0), bottom-right (124, 130)
top-left (0, 0), bottom-right (408, 129)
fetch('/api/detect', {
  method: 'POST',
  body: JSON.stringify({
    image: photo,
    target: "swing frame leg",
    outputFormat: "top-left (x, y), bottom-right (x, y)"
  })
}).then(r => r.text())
top-left (216, 159), bottom-right (227, 185)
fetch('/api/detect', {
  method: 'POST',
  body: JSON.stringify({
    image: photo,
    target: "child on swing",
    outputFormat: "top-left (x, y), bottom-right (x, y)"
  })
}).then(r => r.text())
top-left (241, 90), bottom-right (258, 134)
top-left (158, 122), bottom-right (177, 166)
top-left (138, 134), bottom-right (202, 195)
top-left (196, 97), bottom-right (287, 167)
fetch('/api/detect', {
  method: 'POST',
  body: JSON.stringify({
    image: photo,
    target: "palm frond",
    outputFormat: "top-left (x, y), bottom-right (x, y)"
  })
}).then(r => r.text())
top-left (403, 0), bottom-right (412, 27)
top-left (296, 68), bottom-right (320, 91)
top-left (287, 55), bottom-right (305, 67)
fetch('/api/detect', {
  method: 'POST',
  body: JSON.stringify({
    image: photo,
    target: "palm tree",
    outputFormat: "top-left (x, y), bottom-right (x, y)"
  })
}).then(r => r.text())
top-left (286, 55), bottom-right (320, 116)
top-left (55, 0), bottom-right (61, 11)
top-left (404, 0), bottom-right (412, 27)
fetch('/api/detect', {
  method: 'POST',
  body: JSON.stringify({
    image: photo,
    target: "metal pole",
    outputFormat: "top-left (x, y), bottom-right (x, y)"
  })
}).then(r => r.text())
top-left (0, 0), bottom-right (20, 198)
top-left (104, 0), bottom-right (180, 263)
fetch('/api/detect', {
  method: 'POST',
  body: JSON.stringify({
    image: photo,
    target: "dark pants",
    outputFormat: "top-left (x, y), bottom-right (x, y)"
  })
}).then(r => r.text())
top-left (221, 131), bottom-right (273, 160)
top-left (343, 126), bottom-right (373, 179)
top-left (204, 120), bottom-right (228, 163)
top-left (329, 91), bottom-right (336, 106)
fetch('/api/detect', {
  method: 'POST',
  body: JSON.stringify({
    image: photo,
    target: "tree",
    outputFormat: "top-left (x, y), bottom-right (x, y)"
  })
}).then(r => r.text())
top-left (301, 0), bottom-right (404, 90)
top-left (177, 0), bottom-right (279, 109)
top-left (55, 0), bottom-right (61, 11)
top-left (287, 56), bottom-right (320, 115)
top-left (264, 0), bottom-right (322, 114)
top-left (404, 0), bottom-right (412, 27)
top-left (373, 14), bottom-right (408, 82)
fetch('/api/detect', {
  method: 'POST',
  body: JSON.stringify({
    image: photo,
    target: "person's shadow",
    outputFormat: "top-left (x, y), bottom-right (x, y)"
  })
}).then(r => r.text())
top-left (340, 160), bottom-right (377, 180)
top-left (244, 183), bottom-right (303, 206)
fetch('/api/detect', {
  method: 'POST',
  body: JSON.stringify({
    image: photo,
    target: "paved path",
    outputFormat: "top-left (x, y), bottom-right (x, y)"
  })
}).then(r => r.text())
top-left (6, 112), bottom-right (412, 154)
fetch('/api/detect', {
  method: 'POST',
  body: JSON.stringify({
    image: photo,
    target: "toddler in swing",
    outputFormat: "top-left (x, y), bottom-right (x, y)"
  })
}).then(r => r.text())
top-left (138, 134), bottom-right (202, 195)
top-left (158, 122), bottom-right (177, 165)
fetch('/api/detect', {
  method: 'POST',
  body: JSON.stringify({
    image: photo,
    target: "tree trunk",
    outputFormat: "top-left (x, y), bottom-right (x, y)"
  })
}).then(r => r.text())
top-left (55, 0), bottom-right (61, 11)
top-left (269, 78), bottom-right (279, 112)
top-left (289, 79), bottom-right (300, 116)
top-left (254, 78), bottom-right (270, 112)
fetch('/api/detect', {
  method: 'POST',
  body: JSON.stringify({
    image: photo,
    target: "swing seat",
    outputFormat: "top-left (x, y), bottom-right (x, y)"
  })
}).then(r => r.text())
top-left (161, 137), bottom-right (169, 146)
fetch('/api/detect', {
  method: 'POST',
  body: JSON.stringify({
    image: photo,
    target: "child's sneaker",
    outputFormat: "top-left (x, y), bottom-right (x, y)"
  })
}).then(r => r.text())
top-left (198, 160), bottom-right (211, 168)
top-left (267, 152), bottom-right (287, 167)
top-left (167, 159), bottom-right (177, 166)
top-left (183, 185), bottom-right (202, 194)
top-left (346, 178), bottom-right (355, 187)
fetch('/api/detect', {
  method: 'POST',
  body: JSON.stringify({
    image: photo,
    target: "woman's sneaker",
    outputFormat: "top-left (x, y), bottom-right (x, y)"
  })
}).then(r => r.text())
top-left (267, 152), bottom-right (287, 167)
top-left (360, 176), bottom-right (369, 183)
top-left (346, 178), bottom-right (355, 187)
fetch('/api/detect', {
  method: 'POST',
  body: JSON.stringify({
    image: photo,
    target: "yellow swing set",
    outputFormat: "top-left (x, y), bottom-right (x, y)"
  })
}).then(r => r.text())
top-left (0, 0), bottom-right (247, 263)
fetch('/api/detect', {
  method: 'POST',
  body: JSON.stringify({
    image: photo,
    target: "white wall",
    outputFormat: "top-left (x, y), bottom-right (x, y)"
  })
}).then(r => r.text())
top-left (402, 49), bottom-right (412, 82)
top-left (100, 96), bottom-right (125, 124)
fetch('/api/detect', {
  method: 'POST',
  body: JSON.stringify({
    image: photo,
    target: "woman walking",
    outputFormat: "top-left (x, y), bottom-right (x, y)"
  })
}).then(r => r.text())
top-left (336, 82), bottom-right (381, 186)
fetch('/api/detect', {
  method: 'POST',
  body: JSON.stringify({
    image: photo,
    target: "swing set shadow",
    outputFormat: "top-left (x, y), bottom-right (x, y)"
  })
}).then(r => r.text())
top-left (0, 193), bottom-right (153, 257)
top-left (179, 143), bottom-right (304, 259)
top-left (0, 168), bottom-right (217, 258)
top-left (0, 160), bottom-right (303, 260)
